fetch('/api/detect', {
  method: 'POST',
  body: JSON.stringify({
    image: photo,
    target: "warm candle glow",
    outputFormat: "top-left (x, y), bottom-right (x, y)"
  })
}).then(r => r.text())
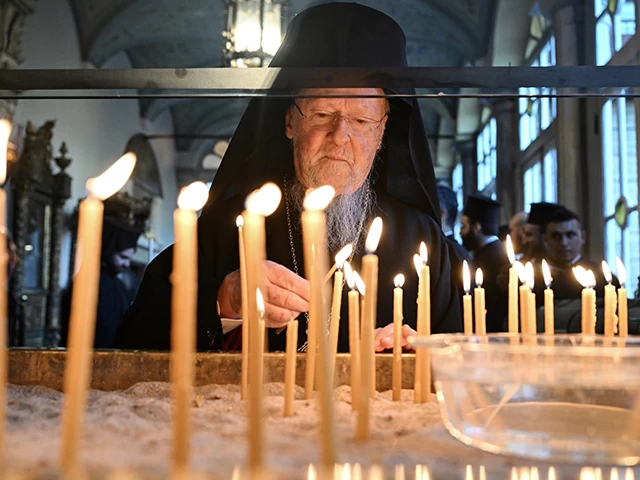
top-left (394, 274), bottom-right (405, 288)
top-left (354, 271), bottom-right (365, 296)
top-left (525, 262), bottom-right (535, 290)
top-left (542, 259), bottom-right (552, 288)
top-left (573, 266), bottom-right (589, 287)
top-left (364, 217), bottom-right (383, 253)
top-left (0, 119), bottom-right (11, 185)
top-left (617, 257), bottom-right (627, 287)
top-left (413, 254), bottom-right (422, 277)
top-left (307, 464), bottom-right (317, 480)
top-left (506, 235), bottom-right (515, 265)
top-left (177, 181), bottom-right (209, 211)
top-left (463, 260), bottom-right (471, 293)
top-left (303, 185), bottom-right (335, 211)
top-left (602, 260), bottom-right (612, 284)
top-left (475, 268), bottom-right (483, 288)
top-left (335, 243), bottom-right (353, 270)
top-left (245, 182), bottom-right (282, 215)
top-left (344, 261), bottom-right (355, 290)
top-left (86, 152), bottom-right (137, 200)
top-left (587, 270), bottom-right (596, 288)
top-left (419, 241), bottom-right (428, 264)
top-left (236, 215), bottom-right (243, 228)
top-left (513, 261), bottom-right (527, 284)
top-left (256, 288), bottom-right (265, 318)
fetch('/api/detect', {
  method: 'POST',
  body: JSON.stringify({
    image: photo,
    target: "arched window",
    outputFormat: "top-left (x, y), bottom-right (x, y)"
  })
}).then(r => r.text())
top-left (595, 0), bottom-right (637, 66)
top-left (602, 95), bottom-right (639, 295)
top-left (523, 148), bottom-right (557, 211)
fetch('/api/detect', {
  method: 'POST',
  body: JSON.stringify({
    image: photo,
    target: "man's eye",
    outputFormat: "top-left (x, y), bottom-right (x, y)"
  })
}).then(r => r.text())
top-left (354, 118), bottom-right (370, 125)
top-left (314, 112), bottom-right (330, 119)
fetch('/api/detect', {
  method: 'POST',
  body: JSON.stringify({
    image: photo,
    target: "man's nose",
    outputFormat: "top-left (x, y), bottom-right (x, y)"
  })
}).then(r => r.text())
top-left (329, 116), bottom-right (350, 145)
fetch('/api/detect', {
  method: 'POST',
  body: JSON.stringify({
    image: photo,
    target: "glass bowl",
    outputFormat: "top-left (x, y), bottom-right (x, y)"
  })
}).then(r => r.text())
top-left (409, 333), bottom-right (640, 465)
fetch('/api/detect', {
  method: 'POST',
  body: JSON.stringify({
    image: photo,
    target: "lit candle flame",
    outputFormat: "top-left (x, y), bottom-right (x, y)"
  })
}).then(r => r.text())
top-left (602, 260), bottom-right (612, 284)
top-left (525, 261), bottom-right (535, 290)
top-left (587, 269), bottom-right (596, 288)
top-left (413, 254), bottom-right (422, 277)
top-left (86, 152), bottom-right (136, 200)
top-left (475, 268), bottom-right (483, 288)
top-left (394, 274), bottom-right (405, 288)
top-left (177, 181), bottom-right (209, 211)
top-left (344, 261), bottom-right (355, 290)
top-left (335, 243), bottom-right (353, 270)
top-left (354, 271), bottom-right (366, 296)
top-left (548, 466), bottom-right (557, 480)
top-left (573, 266), bottom-right (593, 288)
top-left (256, 288), bottom-right (265, 318)
top-left (365, 217), bottom-right (383, 254)
top-left (465, 465), bottom-right (473, 480)
top-left (616, 256), bottom-right (627, 287)
top-left (419, 241), bottom-right (428, 264)
top-left (0, 119), bottom-right (11, 185)
top-left (236, 215), bottom-right (243, 228)
top-left (513, 260), bottom-right (527, 284)
top-left (307, 464), bottom-right (317, 480)
top-left (506, 234), bottom-right (515, 265)
top-left (245, 182), bottom-right (282, 215)
top-left (303, 185), bottom-right (335, 211)
top-left (542, 259), bottom-right (552, 288)
top-left (463, 260), bottom-right (471, 293)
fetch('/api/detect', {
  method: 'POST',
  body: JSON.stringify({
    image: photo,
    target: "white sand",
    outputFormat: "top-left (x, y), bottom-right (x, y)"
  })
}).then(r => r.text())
top-left (5, 383), bottom-right (600, 479)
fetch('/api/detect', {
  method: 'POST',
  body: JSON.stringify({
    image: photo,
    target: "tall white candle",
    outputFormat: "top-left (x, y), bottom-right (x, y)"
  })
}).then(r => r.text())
top-left (243, 182), bottom-right (281, 470)
top-left (171, 182), bottom-right (209, 476)
top-left (506, 235), bottom-right (519, 334)
top-left (542, 259), bottom-right (554, 335)
top-left (602, 260), bottom-right (617, 337)
top-left (61, 153), bottom-right (136, 476)
top-left (616, 257), bottom-right (628, 337)
top-left (573, 266), bottom-right (596, 335)
top-left (462, 260), bottom-right (473, 335)
top-left (525, 262), bottom-right (536, 334)
top-left (392, 274), bottom-right (405, 401)
top-left (343, 262), bottom-right (361, 411)
top-left (302, 186), bottom-right (337, 467)
top-left (237, 215), bottom-right (249, 401)
top-left (328, 243), bottom-right (352, 385)
top-left (474, 268), bottom-right (486, 335)
top-left (357, 217), bottom-right (382, 440)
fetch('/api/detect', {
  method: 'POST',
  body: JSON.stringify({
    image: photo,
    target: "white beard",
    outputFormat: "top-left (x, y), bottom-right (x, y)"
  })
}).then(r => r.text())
top-left (289, 177), bottom-right (374, 254)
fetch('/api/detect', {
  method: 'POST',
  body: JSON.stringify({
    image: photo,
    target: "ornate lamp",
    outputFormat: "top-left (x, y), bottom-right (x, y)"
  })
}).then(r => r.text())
top-left (223, 0), bottom-right (288, 67)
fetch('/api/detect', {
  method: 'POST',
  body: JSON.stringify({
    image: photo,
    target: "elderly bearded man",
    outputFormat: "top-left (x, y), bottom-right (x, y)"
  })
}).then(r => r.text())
top-left (116, 3), bottom-right (463, 352)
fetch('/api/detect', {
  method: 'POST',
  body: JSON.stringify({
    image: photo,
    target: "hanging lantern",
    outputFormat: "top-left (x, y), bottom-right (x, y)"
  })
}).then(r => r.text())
top-left (223, 0), bottom-right (288, 68)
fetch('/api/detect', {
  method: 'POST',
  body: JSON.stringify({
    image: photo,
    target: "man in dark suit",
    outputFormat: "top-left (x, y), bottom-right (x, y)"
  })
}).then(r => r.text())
top-left (437, 185), bottom-right (469, 263)
top-left (460, 195), bottom-right (510, 332)
top-left (522, 202), bottom-right (562, 264)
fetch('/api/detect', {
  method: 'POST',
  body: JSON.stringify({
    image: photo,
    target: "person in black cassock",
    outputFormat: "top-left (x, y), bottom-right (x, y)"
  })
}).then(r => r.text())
top-left (460, 195), bottom-right (510, 332)
top-left (62, 218), bottom-right (141, 348)
top-left (437, 185), bottom-right (469, 264)
top-left (116, 3), bottom-right (463, 352)
top-left (522, 202), bottom-right (562, 264)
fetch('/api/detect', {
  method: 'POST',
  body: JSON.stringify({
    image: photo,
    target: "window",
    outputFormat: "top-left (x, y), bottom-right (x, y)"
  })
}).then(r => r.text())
top-left (519, 36), bottom-right (557, 151)
top-left (602, 95), bottom-right (639, 295)
top-left (476, 118), bottom-right (497, 194)
top-left (523, 149), bottom-right (558, 212)
top-left (452, 162), bottom-right (463, 214)
top-left (596, 0), bottom-right (637, 66)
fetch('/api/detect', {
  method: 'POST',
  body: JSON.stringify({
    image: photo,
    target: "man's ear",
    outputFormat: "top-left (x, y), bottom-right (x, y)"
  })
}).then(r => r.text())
top-left (472, 222), bottom-right (482, 234)
top-left (285, 107), bottom-right (294, 139)
top-left (580, 229), bottom-right (587, 245)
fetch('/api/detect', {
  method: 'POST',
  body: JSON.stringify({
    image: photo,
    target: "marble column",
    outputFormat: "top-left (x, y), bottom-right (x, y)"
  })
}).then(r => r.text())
top-left (492, 98), bottom-right (518, 223)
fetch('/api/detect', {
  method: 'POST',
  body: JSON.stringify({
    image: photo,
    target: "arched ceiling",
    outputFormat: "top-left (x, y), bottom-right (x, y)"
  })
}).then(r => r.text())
top-left (67, 0), bottom-right (496, 183)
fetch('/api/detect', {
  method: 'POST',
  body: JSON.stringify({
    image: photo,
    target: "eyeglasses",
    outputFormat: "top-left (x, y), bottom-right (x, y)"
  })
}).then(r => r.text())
top-left (293, 101), bottom-right (386, 136)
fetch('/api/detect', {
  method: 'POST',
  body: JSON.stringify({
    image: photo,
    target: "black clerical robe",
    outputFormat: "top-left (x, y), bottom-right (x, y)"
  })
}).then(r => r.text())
top-left (472, 239), bottom-right (510, 332)
top-left (116, 179), bottom-right (463, 352)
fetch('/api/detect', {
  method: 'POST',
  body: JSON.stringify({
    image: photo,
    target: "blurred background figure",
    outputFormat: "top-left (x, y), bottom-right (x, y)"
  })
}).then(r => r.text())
top-left (508, 211), bottom-right (527, 258)
top-left (522, 202), bottom-right (561, 264)
top-left (61, 218), bottom-right (142, 348)
top-left (437, 185), bottom-right (469, 263)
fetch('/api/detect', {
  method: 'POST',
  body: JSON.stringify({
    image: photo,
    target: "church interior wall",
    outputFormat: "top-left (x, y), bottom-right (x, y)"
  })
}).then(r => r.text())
top-left (11, 0), bottom-right (179, 288)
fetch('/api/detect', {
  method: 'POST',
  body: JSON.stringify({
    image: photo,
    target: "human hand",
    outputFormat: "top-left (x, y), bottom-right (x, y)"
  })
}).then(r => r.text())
top-left (373, 323), bottom-right (418, 352)
top-left (217, 260), bottom-right (310, 329)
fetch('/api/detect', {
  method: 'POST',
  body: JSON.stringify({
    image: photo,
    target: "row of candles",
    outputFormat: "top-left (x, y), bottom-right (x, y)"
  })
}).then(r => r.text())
top-left (495, 236), bottom-right (629, 337)
top-left (0, 120), bottom-right (211, 478)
